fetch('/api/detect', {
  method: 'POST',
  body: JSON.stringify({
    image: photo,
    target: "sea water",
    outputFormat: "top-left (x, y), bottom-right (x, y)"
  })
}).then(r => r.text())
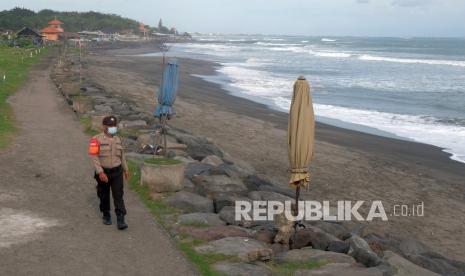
top-left (146, 34), bottom-right (465, 163)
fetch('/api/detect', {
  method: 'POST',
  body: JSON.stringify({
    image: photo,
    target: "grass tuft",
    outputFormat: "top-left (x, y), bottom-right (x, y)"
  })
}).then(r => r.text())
top-left (0, 46), bottom-right (48, 148)
top-left (127, 160), bottom-right (180, 225)
top-left (144, 158), bottom-right (182, 166)
top-left (267, 260), bottom-right (327, 275)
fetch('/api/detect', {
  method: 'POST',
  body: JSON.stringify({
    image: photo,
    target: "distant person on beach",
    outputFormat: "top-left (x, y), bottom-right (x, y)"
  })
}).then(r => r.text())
top-left (88, 115), bottom-right (129, 230)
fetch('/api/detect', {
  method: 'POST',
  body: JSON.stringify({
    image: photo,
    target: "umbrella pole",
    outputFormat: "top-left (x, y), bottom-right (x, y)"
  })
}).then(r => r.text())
top-left (162, 115), bottom-right (168, 158)
top-left (152, 124), bottom-right (157, 160)
top-left (294, 185), bottom-right (305, 232)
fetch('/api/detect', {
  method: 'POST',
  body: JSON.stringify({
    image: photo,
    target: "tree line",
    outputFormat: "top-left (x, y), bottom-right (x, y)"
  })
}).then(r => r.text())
top-left (0, 7), bottom-right (173, 34)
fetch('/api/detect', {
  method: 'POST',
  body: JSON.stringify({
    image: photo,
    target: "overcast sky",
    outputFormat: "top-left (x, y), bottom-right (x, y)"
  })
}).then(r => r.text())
top-left (2, 0), bottom-right (465, 37)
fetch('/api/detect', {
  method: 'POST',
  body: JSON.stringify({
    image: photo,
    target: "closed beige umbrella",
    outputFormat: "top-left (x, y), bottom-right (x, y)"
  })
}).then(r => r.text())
top-left (288, 76), bottom-right (315, 201)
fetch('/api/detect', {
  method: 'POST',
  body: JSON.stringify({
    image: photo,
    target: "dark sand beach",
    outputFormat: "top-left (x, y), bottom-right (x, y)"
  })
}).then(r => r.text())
top-left (84, 46), bottom-right (465, 261)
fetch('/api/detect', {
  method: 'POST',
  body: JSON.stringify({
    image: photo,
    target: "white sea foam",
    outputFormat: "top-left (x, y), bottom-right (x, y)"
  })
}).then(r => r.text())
top-left (255, 42), bottom-right (300, 46)
top-left (322, 38), bottom-right (337, 42)
top-left (263, 38), bottom-right (285, 41)
top-left (266, 46), bottom-right (352, 58)
top-left (198, 38), bottom-right (217, 41)
top-left (261, 43), bottom-right (465, 66)
top-left (309, 50), bottom-right (352, 58)
top-left (334, 76), bottom-right (465, 93)
top-left (182, 43), bottom-right (240, 52)
top-left (227, 39), bottom-right (249, 42)
top-left (359, 54), bottom-right (465, 67)
top-left (268, 46), bottom-right (309, 53)
top-left (218, 65), bottom-right (290, 98)
top-left (243, 58), bottom-right (274, 67)
top-left (274, 100), bottom-right (465, 163)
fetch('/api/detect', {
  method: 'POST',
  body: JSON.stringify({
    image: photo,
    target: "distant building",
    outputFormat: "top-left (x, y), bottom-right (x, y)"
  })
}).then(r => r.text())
top-left (16, 27), bottom-right (43, 45)
top-left (40, 19), bottom-right (64, 41)
top-left (62, 32), bottom-right (80, 40)
top-left (115, 33), bottom-right (143, 41)
top-left (77, 31), bottom-right (111, 42)
top-left (138, 23), bottom-right (148, 38)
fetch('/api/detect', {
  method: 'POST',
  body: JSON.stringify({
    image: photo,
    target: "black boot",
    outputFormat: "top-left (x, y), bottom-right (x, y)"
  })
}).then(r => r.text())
top-left (116, 214), bottom-right (128, 230)
top-left (102, 212), bottom-right (112, 225)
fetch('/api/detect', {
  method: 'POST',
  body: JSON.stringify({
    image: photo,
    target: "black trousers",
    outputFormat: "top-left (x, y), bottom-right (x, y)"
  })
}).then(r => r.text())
top-left (95, 166), bottom-right (127, 216)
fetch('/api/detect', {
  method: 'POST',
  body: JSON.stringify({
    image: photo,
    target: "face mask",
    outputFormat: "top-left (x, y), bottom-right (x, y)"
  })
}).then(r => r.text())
top-left (107, 127), bottom-right (118, 135)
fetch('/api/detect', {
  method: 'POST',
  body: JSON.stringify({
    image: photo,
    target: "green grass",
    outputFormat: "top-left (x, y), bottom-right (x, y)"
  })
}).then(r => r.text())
top-left (178, 240), bottom-right (242, 276)
top-left (267, 261), bottom-right (326, 275)
top-left (72, 94), bottom-right (91, 101)
top-left (144, 158), bottom-right (182, 166)
top-left (0, 46), bottom-right (48, 148)
top-left (127, 160), bottom-right (180, 225)
top-left (79, 117), bottom-right (99, 137)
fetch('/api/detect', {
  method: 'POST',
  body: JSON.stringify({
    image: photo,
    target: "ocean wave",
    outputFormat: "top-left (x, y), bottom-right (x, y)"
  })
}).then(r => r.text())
top-left (309, 50), bottom-right (352, 58)
top-left (268, 46), bottom-right (309, 53)
top-left (205, 59), bottom-right (465, 163)
top-left (186, 41), bottom-right (465, 68)
top-left (198, 38), bottom-right (218, 41)
top-left (274, 100), bottom-right (465, 163)
top-left (244, 58), bottom-right (274, 67)
top-left (218, 65), bottom-right (290, 97)
top-left (266, 46), bottom-right (352, 58)
top-left (265, 46), bottom-right (465, 66)
top-left (322, 38), bottom-right (337, 42)
top-left (227, 39), bottom-right (249, 42)
top-left (170, 37), bottom-right (465, 163)
top-left (255, 42), bottom-right (300, 46)
top-left (359, 54), bottom-right (465, 67)
top-left (181, 43), bottom-right (242, 52)
top-left (263, 38), bottom-right (285, 41)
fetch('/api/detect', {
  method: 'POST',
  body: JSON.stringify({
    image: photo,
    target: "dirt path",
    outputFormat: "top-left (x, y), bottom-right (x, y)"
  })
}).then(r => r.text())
top-left (0, 54), bottom-right (196, 275)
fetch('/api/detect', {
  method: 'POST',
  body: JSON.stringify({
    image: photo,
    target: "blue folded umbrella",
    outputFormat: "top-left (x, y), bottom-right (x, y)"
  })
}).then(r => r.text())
top-left (154, 60), bottom-right (179, 118)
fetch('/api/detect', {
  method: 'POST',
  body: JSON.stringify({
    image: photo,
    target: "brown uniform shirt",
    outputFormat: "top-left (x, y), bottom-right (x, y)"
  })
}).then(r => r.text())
top-left (90, 133), bottom-right (128, 174)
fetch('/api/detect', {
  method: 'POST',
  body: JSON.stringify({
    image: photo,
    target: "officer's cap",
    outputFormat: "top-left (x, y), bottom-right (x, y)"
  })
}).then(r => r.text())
top-left (102, 115), bottom-right (118, 126)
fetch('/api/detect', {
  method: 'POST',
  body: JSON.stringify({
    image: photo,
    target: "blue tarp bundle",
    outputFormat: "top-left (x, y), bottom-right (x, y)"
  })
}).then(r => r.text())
top-left (154, 60), bottom-right (179, 118)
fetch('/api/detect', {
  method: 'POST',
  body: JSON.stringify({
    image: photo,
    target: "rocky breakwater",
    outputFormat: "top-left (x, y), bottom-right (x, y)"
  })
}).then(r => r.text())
top-left (51, 50), bottom-right (465, 276)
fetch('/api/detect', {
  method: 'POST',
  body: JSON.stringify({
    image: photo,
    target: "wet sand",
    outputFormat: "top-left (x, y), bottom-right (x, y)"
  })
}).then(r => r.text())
top-left (85, 46), bottom-right (465, 261)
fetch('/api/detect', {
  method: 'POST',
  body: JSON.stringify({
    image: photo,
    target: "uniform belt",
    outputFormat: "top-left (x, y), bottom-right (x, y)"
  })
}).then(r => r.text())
top-left (103, 165), bottom-right (122, 174)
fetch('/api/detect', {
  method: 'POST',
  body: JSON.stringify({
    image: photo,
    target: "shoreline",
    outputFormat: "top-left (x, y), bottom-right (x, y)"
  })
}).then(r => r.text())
top-left (141, 47), bottom-right (465, 171)
top-left (86, 46), bottom-right (465, 260)
top-left (184, 56), bottom-right (465, 177)
top-left (197, 70), bottom-right (465, 173)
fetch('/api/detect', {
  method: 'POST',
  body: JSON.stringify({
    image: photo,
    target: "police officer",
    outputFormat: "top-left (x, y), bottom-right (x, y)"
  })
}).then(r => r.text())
top-left (89, 115), bottom-right (129, 230)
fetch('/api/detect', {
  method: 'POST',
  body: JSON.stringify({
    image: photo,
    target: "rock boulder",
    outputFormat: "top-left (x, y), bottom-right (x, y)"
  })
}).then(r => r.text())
top-left (194, 237), bottom-right (273, 262)
top-left (213, 261), bottom-right (271, 276)
top-left (346, 235), bottom-right (381, 267)
top-left (166, 191), bottom-right (214, 213)
top-left (276, 248), bottom-right (355, 264)
top-left (176, 213), bottom-right (225, 227)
